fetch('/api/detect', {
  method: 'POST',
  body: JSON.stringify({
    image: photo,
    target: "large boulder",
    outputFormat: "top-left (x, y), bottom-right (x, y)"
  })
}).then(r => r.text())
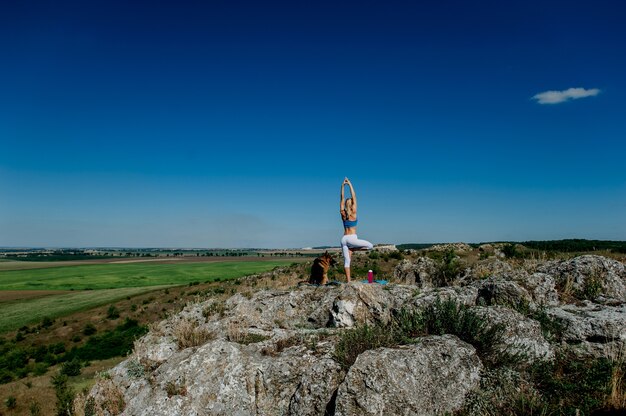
top-left (94, 336), bottom-right (344, 416)
top-left (393, 257), bottom-right (439, 288)
top-left (545, 302), bottom-right (626, 359)
top-left (537, 255), bottom-right (626, 301)
top-left (472, 277), bottom-right (532, 309)
top-left (334, 335), bottom-right (482, 416)
top-left (225, 287), bottom-right (339, 330)
top-left (472, 306), bottom-right (554, 361)
top-left (330, 283), bottom-right (414, 328)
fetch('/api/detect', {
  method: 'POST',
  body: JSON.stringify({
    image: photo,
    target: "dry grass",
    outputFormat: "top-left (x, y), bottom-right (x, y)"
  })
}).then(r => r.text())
top-left (607, 342), bottom-right (626, 410)
top-left (172, 318), bottom-right (214, 349)
top-left (165, 379), bottom-right (187, 398)
top-left (73, 378), bottom-right (126, 416)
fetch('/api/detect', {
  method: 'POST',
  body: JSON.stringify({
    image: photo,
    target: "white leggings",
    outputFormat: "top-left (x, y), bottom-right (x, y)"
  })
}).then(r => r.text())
top-left (341, 234), bottom-right (373, 267)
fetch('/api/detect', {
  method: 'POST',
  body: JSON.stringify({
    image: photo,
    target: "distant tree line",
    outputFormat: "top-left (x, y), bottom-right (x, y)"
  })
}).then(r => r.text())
top-left (517, 239), bottom-right (626, 253)
top-left (396, 243), bottom-right (436, 250)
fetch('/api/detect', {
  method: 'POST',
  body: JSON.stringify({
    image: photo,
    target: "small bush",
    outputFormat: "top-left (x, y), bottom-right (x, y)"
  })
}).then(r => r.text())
top-left (202, 302), bottom-right (227, 319)
top-left (29, 400), bottom-right (42, 416)
top-left (368, 251), bottom-right (380, 259)
top-left (126, 359), bottom-right (145, 379)
top-left (60, 358), bottom-right (82, 376)
top-left (501, 244), bottom-right (517, 259)
top-left (529, 308), bottom-right (565, 342)
top-left (5, 395), bottom-right (16, 409)
top-left (173, 320), bottom-right (214, 349)
top-left (33, 362), bottom-right (49, 376)
top-left (83, 324), bottom-right (97, 336)
top-left (107, 305), bottom-right (120, 319)
top-left (333, 325), bottom-right (395, 370)
top-left (52, 373), bottom-right (75, 416)
top-left (41, 316), bottom-right (54, 328)
top-left (388, 250), bottom-right (404, 260)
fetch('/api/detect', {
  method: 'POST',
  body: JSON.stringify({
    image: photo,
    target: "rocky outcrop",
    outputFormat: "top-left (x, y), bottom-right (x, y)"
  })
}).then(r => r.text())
top-left (334, 335), bottom-right (482, 416)
top-left (537, 255), bottom-right (626, 301)
top-left (393, 257), bottom-right (438, 288)
top-left (546, 302), bottom-right (626, 358)
top-left (84, 255), bottom-right (626, 416)
top-left (102, 336), bottom-right (343, 416)
top-left (430, 243), bottom-right (473, 252)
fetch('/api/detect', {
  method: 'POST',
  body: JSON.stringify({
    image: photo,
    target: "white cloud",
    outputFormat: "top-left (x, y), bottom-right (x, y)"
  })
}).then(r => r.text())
top-left (532, 87), bottom-right (600, 104)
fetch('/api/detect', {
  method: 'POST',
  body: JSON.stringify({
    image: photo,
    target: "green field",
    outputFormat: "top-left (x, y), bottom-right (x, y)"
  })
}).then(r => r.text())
top-left (0, 260), bottom-right (295, 333)
top-left (0, 260), bottom-right (292, 290)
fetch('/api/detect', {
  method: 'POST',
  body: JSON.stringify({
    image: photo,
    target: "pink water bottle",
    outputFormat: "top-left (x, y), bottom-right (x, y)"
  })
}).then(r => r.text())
top-left (367, 270), bottom-right (374, 284)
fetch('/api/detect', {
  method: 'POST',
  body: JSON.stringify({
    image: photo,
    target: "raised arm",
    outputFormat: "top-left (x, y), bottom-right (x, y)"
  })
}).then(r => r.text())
top-left (346, 179), bottom-right (357, 210)
top-left (340, 178), bottom-right (346, 211)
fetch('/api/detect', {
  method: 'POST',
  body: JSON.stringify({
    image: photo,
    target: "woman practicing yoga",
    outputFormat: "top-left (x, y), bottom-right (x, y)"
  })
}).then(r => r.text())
top-left (340, 177), bottom-right (373, 282)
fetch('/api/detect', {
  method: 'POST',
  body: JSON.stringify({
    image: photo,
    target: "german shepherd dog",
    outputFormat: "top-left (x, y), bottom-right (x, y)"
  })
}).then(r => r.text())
top-left (309, 252), bottom-right (337, 285)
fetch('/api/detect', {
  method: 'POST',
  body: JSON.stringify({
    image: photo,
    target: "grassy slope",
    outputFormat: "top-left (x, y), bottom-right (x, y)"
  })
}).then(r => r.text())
top-left (0, 260), bottom-right (294, 333)
top-left (0, 261), bottom-right (292, 290)
top-left (0, 286), bottom-right (173, 333)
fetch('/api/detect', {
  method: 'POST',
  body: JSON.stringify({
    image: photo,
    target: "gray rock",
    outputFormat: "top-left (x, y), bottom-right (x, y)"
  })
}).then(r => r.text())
top-left (472, 306), bottom-right (554, 361)
top-left (225, 288), bottom-right (339, 331)
top-left (334, 335), bottom-right (482, 416)
top-left (104, 336), bottom-right (344, 416)
top-left (538, 255), bottom-right (626, 301)
top-left (546, 302), bottom-right (626, 358)
top-left (393, 257), bottom-right (439, 288)
top-left (472, 277), bottom-right (532, 309)
top-left (409, 286), bottom-right (479, 310)
top-left (330, 282), bottom-right (415, 328)
top-left (521, 272), bottom-right (559, 307)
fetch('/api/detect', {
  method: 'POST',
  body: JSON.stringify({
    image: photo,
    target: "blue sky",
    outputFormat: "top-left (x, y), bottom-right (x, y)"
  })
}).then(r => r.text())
top-left (1, 0), bottom-right (625, 248)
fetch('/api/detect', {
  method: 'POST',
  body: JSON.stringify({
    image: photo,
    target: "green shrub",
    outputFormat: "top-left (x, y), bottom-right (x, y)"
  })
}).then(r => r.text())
top-left (388, 250), bottom-right (404, 260)
top-left (334, 298), bottom-right (521, 371)
top-left (60, 358), bottom-right (82, 376)
top-left (84, 397), bottom-right (95, 416)
top-left (0, 369), bottom-right (12, 384)
top-left (525, 351), bottom-right (614, 414)
top-left (83, 324), bottom-right (97, 336)
top-left (4, 395), bottom-right (16, 409)
top-left (368, 251), bottom-right (380, 259)
top-left (29, 400), bottom-right (42, 416)
top-left (333, 324), bottom-right (396, 370)
top-left (41, 316), bottom-right (54, 328)
top-left (529, 308), bottom-right (565, 342)
top-left (126, 359), bottom-right (145, 379)
top-left (107, 305), bottom-right (120, 319)
top-left (51, 373), bottom-right (75, 416)
top-left (501, 244), bottom-right (517, 259)
top-left (33, 362), bottom-right (49, 376)
top-left (68, 318), bottom-right (147, 361)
